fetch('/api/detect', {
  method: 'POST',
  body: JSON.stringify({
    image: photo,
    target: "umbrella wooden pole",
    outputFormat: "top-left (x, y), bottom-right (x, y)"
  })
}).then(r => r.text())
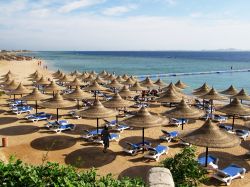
top-left (14, 94), bottom-right (16, 101)
top-left (53, 91), bottom-right (55, 97)
top-left (232, 115), bottom-right (235, 131)
top-left (35, 100), bottom-right (38, 115)
top-left (97, 118), bottom-right (99, 132)
top-left (210, 100), bottom-right (213, 115)
top-left (56, 108), bottom-right (59, 121)
top-left (181, 118), bottom-right (184, 130)
top-left (205, 147), bottom-right (209, 167)
top-left (142, 127), bottom-right (145, 153)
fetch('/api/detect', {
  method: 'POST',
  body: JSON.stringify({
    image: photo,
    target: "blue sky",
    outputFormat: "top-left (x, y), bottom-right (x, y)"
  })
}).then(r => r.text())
top-left (1, 0), bottom-right (250, 50)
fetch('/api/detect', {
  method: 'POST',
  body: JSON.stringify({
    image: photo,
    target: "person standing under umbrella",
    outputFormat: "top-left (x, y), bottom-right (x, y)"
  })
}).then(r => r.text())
top-left (101, 125), bottom-right (111, 153)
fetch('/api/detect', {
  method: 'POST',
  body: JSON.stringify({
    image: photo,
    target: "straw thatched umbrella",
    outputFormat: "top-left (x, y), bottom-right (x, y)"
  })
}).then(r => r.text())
top-left (84, 81), bottom-right (107, 98)
top-left (80, 72), bottom-right (89, 80)
top-left (106, 74), bottom-right (116, 81)
top-left (7, 83), bottom-right (31, 100)
top-left (66, 78), bottom-right (84, 88)
top-left (199, 88), bottom-right (227, 115)
top-left (231, 89), bottom-right (250, 103)
top-left (0, 76), bottom-right (13, 85)
top-left (220, 85), bottom-right (238, 96)
top-left (94, 76), bottom-right (106, 84)
top-left (108, 79), bottom-right (123, 90)
top-left (130, 82), bottom-right (147, 91)
top-left (116, 75), bottom-right (125, 83)
top-left (154, 79), bottom-right (167, 88)
top-left (1, 70), bottom-right (15, 78)
top-left (99, 70), bottom-right (108, 77)
top-left (141, 77), bottom-right (157, 89)
top-left (40, 93), bottom-right (76, 121)
top-left (122, 74), bottom-right (129, 80)
top-left (123, 107), bottom-right (168, 152)
top-left (70, 70), bottom-right (81, 77)
top-left (36, 76), bottom-right (50, 89)
top-left (0, 73), bottom-right (12, 81)
top-left (52, 69), bottom-right (61, 77)
top-left (194, 83), bottom-right (210, 92)
top-left (59, 75), bottom-right (73, 83)
top-left (164, 99), bottom-right (205, 130)
top-left (192, 85), bottom-right (211, 96)
top-left (175, 80), bottom-right (188, 89)
top-left (29, 70), bottom-right (40, 77)
top-left (180, 119), bottom-right (240, 167)
top-left (84, 74), bottom-right (96, 82)
top-left (162, 82), bottom-right (182, 93)
top-left (21, 88), bottom-right (50, 114)
top-left (130, 76), bottom-right (138, 82)
top-left (118, 85), bottom-right (138, 98)
top-left (76, 99), bottom-right (117, 131)
top-left (90, 70), bottom-right (97, 77)
top-left (123, 77), bottom-right (135, 85)
top-left (156, 87), bottom-right (183, 106)
top-left (103, 93), bottom-right (134, 123)
top-left (4, 80), bottom-right (19, 91)
top-left (44, 81), bottom-right (64, 95)
top-left (55, 72), bottom-right (65, 80)
top-left (29, 73), bottom-right (42, 82)
top-left (63, 86), bottom-right (92, 109)
top-left (217, 98), bottom-right (250, 130)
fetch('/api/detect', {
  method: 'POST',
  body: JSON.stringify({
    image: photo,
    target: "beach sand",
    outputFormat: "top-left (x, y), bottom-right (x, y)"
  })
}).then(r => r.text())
top-left (0, 59), bottom-right (250, 186)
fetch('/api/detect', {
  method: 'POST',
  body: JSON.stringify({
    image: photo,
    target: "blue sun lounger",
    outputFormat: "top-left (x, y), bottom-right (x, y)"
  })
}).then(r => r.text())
top-left (219, 124), bottom-right (249, 140)
top-left (28, 113), bottom-right (53, 122)
top-left (123, 141), bottom-right (151, 155)
top-left (144, 145), bottom-right (169, 161)
top-left (159, 130), bottom-right (178, 142)
top-left (212, 164), bottom-right (246, 185)
top-left (198, 155), bottom-right (219, 170)
top-left (51, 124), bottom-right (76, 133)
top-left (12, 106), bottom-right (33, 115)
top-left (169, 118), bottom-right (188, 127)
top-left (25, 112), bottom-right (46, 119)
top-left (81, 129), bottom-right (103, 139)
top-left (45, 120), bottom-right (68, 128)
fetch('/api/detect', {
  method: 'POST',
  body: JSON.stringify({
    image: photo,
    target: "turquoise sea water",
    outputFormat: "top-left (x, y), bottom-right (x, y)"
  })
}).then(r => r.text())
top-left (28, 51), bottom-right (250, 93)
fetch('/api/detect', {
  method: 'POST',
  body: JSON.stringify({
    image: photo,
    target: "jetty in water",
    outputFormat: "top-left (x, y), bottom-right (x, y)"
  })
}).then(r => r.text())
top-left (135, 69), bottom-right (250, 79)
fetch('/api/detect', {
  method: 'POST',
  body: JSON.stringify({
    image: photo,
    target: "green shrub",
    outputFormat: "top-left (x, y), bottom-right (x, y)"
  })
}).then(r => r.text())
top-left (0, 156), bottom-right (145, 186)
top-left (161, 146), bottom-right (207, 187)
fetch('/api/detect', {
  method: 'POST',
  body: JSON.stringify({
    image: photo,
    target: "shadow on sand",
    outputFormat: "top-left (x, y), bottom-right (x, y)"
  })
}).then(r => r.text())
top-left (63, 124), bottom-right (95, 135)
top-left (118, 165), bottom-right (153, 181)
top-left (0, 117), bottom-right (18, 125)
top-left (65, 147), bottom-right (116, 168)
top-left (30, 135), bottom-right (77, 151)
top-left (0, 125), bottom-right (39, 136)
top-left (119, 136), bottom-right (160, 148)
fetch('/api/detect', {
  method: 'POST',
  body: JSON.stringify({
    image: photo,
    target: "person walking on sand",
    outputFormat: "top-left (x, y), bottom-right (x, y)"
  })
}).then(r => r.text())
top-left (101, 125), bottom-right (111, 153)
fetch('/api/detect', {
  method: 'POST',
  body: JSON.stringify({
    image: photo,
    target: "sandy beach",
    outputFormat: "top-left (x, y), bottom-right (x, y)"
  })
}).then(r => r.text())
top-left (0, 59), bottom-right (250, 187)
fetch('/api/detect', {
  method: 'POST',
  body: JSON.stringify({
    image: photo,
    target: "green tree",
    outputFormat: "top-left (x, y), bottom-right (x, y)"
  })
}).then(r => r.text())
top-left (161, 146), bottom-right (207, 187)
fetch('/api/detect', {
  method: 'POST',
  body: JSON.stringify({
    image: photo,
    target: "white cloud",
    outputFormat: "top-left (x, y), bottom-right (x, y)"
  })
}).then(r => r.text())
top-left (102, 4), bottom-right (137, 16)
top-left (58, 0), bottom-right (105, 13)
top-left (165, 0), bottom-right (177, 5)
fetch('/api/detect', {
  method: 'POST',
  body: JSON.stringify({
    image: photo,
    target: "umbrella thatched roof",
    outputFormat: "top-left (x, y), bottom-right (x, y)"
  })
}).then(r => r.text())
top-left (103, 93), bottom-right (134, 108)
top-left (63, 86), bottom-right (92, 100)
top-left (21, 88), bottom-right (50, 101)
top-left (80, 72), bottom-right (89, 80)
top-left (99, 70), bottom-right (108, 77)
top-left (162, 82), bottom-right (182, 92)
top-left (106, 74), bottom-right (116, 81)
top-left (141, 77), bottom-right (157, 88)
top-left (84, 74), bottom-right (96, 82)
top-left (154, 79), bottom-right (167, 88)
top-left (70, 70), bottom-right (81, 77)
top-left (94, 76), bottom-right (107, 84)
top-left (123, 107), bottom-right (168, 128)
top-left (0, 76), bottom-right (13, 85)
top-left (84, 81), bottom-right (107, 91)
top-left (36, 76), bottom-right (50, 85)
top-left (123, 77), bottom-right (135, 85)
top-left (66, 78), bottom-right (84, 87)
top-left (192, 85), bottom-right (210, 96)
top-left (59, 75), bottom-right (73, 82)
top-left (157, 87), bottom-right (183, 103)
top-left (180, 119), bottom-right (240, 148)
top-left (122, 74), bottom-right (130, 80)
top-left (108, 79), bottom-right (123, 89)
top-left (4, 80), bottom-right (20, 90)
top-left (116, 75), bottom-right (125, 83)
top-left (231, 89), bottom-right (250, 101)
top-left (118, 85), bottom-right (138, 98)
top-left (193, 83), bottom-right (210, 92)
top-left (52, 69), bottom-right (61, 77)
top-left (8, 83), bottom-right (31, 95)
top-left (199, 88), bottom-right (226, 100)
top-left (130, 82), bottom-right (147, 91)
top-left (220, 85), bottom-right (238, 96)
top-left (39, 93), bottom-right (76, 109)
top-left (175, 80), bottom-right (188, 89)
top-left (76, 99), bottom-right (117, 119)
top-left (1, 70), bottom-right (15, 78)
top-left (217, 98), bottom-right (250, 116)
top-left (44, 81), bottom-right (65, 93)
top-left (164, 99), bottom-right (204, 119)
